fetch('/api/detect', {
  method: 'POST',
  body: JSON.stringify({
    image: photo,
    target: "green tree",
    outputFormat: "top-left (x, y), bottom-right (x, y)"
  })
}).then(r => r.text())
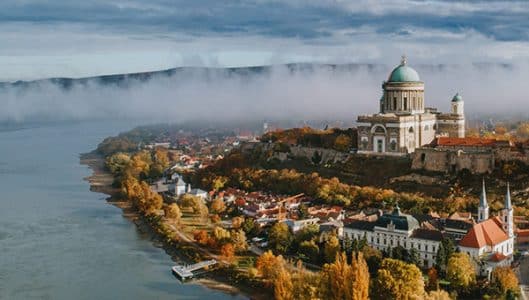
top-left (324, 235), bottom-right (341, 263)
top-left (298, 240), bottom-right (320, 263)
top-left (269, 222), bottom-right (292, 254)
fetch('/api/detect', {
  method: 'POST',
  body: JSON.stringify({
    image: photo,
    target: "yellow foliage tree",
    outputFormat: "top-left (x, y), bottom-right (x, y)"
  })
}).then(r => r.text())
top-left (373, 258), bottom-right (425, 300)
top-left (319, 252), bottom-right (369, 300)
top-left (446, 253), bottom-right (476, 291)
top-left (491, 266), bottom-right (519, 297)
top-left (164, 203), bottom-right (182, 222)
top-left (274, 265), bottom-right (294, 300)
top-left (256, 251), bottom-right (285, 283)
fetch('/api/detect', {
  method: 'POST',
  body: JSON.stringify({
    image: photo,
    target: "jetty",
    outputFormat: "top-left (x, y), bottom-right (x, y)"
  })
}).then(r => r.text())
top-left (171, 259), bottom-right (218, 280)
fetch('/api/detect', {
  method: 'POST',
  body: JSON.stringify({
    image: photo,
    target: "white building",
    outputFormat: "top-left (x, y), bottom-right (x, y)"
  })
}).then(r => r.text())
top-left (357, 56), bottom-right (465, 154)
top-left (344, 182), bottom-right (515, 271)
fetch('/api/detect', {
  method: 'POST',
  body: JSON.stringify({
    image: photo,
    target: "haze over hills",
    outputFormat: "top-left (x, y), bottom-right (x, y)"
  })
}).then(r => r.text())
top-left (0, 62), bottom-right (525, 124)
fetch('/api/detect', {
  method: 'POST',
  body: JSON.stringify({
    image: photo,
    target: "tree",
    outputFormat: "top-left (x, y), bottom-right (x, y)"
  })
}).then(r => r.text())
top-left (180, 194), bottom-right (208, 216)
top-left (269, 222), bottom-right (292, 254)
top-left (242, 217), bottom-right (260, 237)
top-left (274, 265), bottom-right (293, 300)
top-left (220, 243), bottom-right (235, 262)
top-left (427, 267), bottom-right (440, 291)
top-left (491, 266), bottom-right (519, 298)
top-left (436, 238), bottom-right (455, 274)
top-left (446, 252), bottom-right (476, 291)
top-left (334, 134), bottom-right (352, 152)
top-left (106, 152), bottom-right (131, 175)
top-left (210, 197), bottom-right (226, 214)
top-left (231, 216), bottom-right (244, 229)
top-left (324, 235), bottom-right (340, 263)
top-left (213, 226), bottom-right (231, 244)
top-left (164, 203), bottom-right (182, 222)
top-left (256, 251), bottom-right (285, 282)
top-left (373, 258), bottom-right (425, 300)
top-left (298, 240), bottom-right (320, 263)
top-left (230, 229), bottom-right (248, 253)
top-left (424, 289), bottom-right (451, 300)
top-left (292, 261), bottom-right (320, 300)
top-left (193, 230), bottom-right (210, 245)
top-left (319, 252), bottom-right (369, 300)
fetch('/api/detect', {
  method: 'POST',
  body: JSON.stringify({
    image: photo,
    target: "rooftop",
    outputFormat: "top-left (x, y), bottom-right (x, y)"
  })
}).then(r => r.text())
top-left (459, 217), bottom-right (509, 249)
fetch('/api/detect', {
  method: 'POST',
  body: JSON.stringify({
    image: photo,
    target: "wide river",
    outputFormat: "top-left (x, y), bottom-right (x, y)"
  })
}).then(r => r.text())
top-left (0, 121), bottom-right (245, 300)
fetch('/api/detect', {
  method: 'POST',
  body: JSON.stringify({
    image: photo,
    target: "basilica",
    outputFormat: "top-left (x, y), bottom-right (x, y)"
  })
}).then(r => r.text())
top-left (357, 56), bottom-right (465, 154)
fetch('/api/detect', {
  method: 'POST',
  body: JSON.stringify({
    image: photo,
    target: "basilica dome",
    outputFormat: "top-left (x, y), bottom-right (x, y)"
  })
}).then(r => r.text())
top-left (387, 56), bottom-right (421, 82)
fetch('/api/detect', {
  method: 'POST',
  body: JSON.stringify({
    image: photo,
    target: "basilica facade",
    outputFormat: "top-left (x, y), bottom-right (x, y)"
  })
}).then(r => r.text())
top-left (357, 57), bottom-right (465, 154)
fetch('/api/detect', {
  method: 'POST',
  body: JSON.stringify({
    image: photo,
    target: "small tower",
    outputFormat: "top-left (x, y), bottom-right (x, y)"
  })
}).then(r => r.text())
top-left (502, 183), bottom-right (514, 238)
top-left (451, 93), bottom-right (464, 115)
top-left (478, 178), bottom-right (489, 222)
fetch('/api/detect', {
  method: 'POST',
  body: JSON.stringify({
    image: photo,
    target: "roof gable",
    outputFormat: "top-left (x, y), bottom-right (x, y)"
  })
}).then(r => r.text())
top-left (459, 218), bottom-right (509, 249)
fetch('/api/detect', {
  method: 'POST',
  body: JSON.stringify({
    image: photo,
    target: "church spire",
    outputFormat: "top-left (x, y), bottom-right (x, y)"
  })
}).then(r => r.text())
top-left (478, 178), bottom-right (489, 222)
top-left (505, 182), bottom-right (512, 209)
top-left (503, 182), bottom-right (514, 238)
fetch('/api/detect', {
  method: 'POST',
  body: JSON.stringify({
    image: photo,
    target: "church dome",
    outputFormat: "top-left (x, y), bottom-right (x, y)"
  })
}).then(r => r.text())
top-left (452, 93), bottom-right (463, 102)
top-left (388, 56), bottom-right (421, 82)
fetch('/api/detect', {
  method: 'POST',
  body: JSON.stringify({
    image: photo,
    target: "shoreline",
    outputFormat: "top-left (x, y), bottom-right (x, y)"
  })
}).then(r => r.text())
top-left (80, 152), bottom-right (266, 300)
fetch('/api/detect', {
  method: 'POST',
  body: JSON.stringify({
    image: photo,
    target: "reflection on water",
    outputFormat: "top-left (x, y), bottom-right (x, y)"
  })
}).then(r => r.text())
top-left (0, 121), bottom-right (245, 300)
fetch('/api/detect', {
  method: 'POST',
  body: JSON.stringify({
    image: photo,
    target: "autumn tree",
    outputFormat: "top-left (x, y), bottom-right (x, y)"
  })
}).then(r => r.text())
top-left (269, 222), bottom-right (292, 254)
top-left (319, 252), bottom-right (369, 300)
top-left (273, 265), bottom-right (294, 300)
top-left (446, 252), bottom-right (476, 291)
top-left (213, 226), bottom-right (231, 244)
top-left (180, 194), bottom-right (208, 216)
top-left (427, 267), bottom-right (440, 291)
top-left (292, 260), bottom-right (320, 300)
top-left (106, 152), bottom-right (131, 175)
top-left (230, 229), bottom-right (248, 253)
top-left (220, 243), bottom-right (235, 262)
top-left (324, 235), bottom-right (340, 263)
top-left (516, 122), bottom-right (529, 140)
top-left (491, 266), bottom-right (519, 298)
top-left (373, 258), bottom-right (425, 300)
top-left (193, 230), bottom-right (210, 245)
top-left (231, 216), bottom-right (244, 229)
top-left (334, 134), bottom-right (352, 152)
top-left (164, 203), bottom-right (182, 223)
top-left (210, 197), bottom-right (226, 214)
top-left (424, 289), bottom-right (451, 300)
top-left (256, 250), bottom-right (286, 283)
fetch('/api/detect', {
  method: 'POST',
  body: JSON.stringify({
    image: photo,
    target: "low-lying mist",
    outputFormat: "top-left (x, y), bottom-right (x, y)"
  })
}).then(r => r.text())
top-left (1, 63), bottom-right (527, 124)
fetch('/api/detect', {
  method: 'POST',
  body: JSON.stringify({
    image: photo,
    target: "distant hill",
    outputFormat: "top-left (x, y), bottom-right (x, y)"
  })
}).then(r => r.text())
top-left (0, 62), bottom-right (513, 91)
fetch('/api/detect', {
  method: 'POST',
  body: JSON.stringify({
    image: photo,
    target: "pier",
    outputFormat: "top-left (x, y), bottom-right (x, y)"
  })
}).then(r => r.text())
top-left (171, 259), bottom-right (218, 280)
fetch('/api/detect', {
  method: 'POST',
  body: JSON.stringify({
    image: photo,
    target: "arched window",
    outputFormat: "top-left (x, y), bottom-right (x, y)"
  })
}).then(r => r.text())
top-left (408, 127), bottom-right (414, 133)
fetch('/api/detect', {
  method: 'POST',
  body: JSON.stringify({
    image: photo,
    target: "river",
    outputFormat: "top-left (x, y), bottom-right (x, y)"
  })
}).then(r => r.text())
top-left (0, 120), bottom-right (245, 300)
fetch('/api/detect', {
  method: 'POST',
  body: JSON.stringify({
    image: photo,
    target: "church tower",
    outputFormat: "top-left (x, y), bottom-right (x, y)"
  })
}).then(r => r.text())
top-left (478, 179), bottom-right (489, 222)
top-left (502, 183), bottom-right (514, 238)
top-left (451, 93), bottom-right (464, 115)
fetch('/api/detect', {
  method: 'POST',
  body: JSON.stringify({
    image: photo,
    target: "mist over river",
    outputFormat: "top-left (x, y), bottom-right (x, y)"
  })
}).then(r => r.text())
top-left (0, 120), bottom-right (245, 300)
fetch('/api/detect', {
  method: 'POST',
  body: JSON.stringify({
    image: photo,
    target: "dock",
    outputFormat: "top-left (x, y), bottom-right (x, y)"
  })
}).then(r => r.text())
top-left (171, 259), bottom-right (218, 280)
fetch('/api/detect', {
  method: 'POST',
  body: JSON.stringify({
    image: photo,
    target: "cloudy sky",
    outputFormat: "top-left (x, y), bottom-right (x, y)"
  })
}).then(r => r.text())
top-left (2, 0), bottom-right (529, 81)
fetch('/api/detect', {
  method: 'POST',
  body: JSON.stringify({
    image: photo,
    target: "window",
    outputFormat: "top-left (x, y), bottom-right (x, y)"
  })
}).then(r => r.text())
top-left (404, 97), bottom-right (408, 110)
top-left (390, 139), bottom-right (397, 151)
top-left (393, 97), bottom-right (397, 109)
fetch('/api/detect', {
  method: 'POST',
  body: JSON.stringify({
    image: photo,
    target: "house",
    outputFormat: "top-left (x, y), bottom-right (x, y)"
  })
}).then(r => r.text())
top-left (283, 218), bottom-right (320, 233)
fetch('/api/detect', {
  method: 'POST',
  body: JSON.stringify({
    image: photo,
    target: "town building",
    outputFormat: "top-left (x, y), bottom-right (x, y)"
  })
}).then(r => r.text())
top-left (344, 181), bottom-right (515, 273)
top-left (357, 56), bottom-right (465, 154)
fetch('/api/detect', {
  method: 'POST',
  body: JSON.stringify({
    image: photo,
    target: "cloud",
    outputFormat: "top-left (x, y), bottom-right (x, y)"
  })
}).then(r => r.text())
top-left (2, 62), bottom-right (528, 125)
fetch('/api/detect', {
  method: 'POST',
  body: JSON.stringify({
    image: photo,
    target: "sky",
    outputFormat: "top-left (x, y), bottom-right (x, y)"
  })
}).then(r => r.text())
top-left (2, 0), bottom-right (529, 81)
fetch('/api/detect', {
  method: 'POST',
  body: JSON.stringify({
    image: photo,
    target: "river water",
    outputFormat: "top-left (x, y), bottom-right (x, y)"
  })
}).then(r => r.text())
top-left (0, 121), bottom-right (245, 300)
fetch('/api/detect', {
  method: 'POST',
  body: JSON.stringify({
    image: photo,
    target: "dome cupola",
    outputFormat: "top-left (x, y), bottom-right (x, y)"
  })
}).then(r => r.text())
top-left (388, 56), bottom-right (421, 83)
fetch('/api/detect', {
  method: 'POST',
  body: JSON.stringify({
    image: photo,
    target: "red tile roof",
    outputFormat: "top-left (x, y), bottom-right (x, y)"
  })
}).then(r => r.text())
top-left (516, 229), bottom-right (529, 237)
top-left (435, 137), bottom-right (498, 147)
top-left (459, 217), bottom-right (509, 249)
top-left (489, 252), bottom-right (508, 262)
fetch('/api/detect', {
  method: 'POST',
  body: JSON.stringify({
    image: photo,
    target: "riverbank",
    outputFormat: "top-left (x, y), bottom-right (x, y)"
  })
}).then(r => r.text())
top-left (80, 152), bottom-right (269, 300)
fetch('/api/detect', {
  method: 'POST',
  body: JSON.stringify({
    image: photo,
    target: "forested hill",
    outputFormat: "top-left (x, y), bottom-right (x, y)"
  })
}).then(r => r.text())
top-left (0, 62), bottom-right (512, 91)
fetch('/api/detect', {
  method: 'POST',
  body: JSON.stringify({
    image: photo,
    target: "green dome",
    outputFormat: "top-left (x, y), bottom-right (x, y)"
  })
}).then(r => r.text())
top-left (452, 93), bottom-right (462, 102)
top-left (388, 65), bottom-right (421, 82)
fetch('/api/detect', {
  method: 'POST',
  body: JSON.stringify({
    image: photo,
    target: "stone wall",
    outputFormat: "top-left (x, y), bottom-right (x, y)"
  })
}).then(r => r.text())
top-left (411, 146), bottom-right (529, 174)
